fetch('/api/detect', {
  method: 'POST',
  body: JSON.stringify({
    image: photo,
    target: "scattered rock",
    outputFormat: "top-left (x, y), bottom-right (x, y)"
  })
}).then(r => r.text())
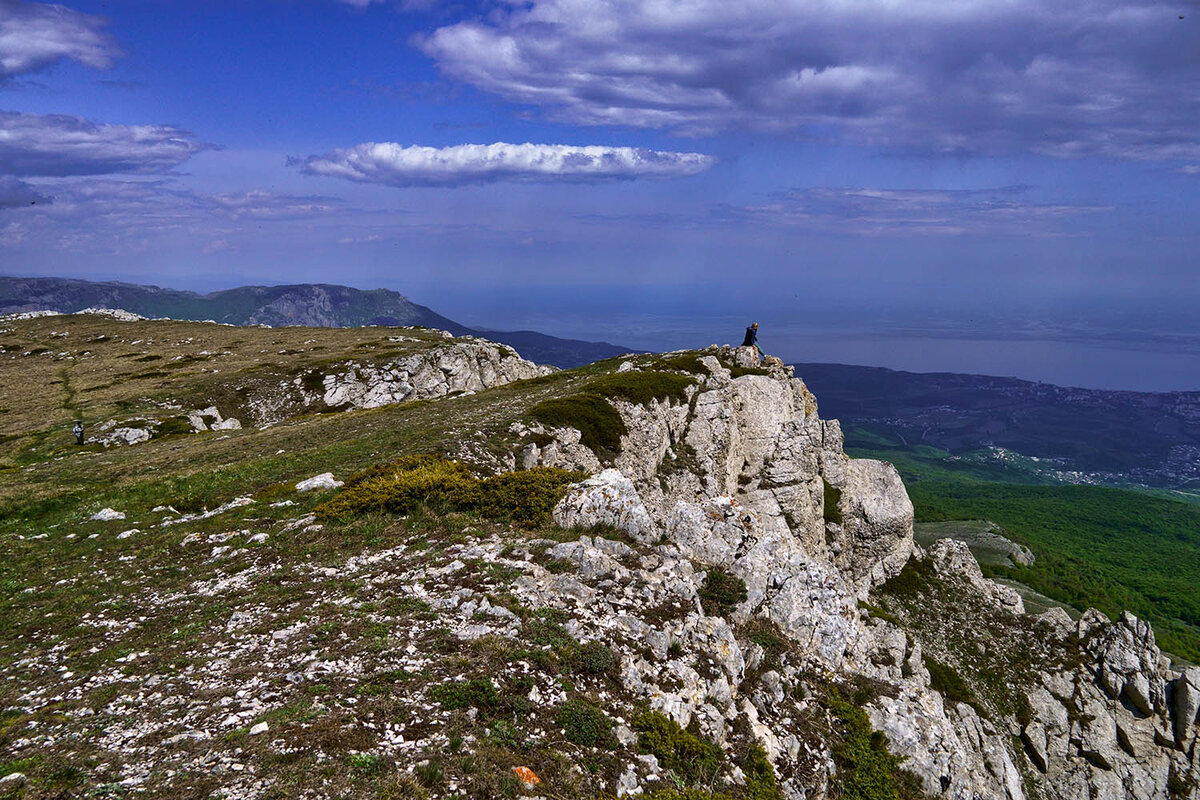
top-left (295, 473), bottom-right (343, 492)
top-left (90, 508), bottom-right (125, 521)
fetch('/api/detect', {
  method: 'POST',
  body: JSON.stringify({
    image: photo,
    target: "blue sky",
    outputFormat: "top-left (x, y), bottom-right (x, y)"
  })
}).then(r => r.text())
top-left (1, 0), bottom-right (1198, 389)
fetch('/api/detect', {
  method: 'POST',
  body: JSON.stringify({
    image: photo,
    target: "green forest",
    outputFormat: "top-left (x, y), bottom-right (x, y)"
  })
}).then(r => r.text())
top-left (848, 432), bottom-right (1200, 663)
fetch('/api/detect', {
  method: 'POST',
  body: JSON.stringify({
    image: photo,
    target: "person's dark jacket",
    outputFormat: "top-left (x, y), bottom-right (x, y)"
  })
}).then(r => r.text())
top-left (742, 326), bottom-right (758, 347)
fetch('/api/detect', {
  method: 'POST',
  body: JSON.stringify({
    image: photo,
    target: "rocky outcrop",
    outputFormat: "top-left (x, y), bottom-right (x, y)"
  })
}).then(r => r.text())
top-left (318, 338), bottom-right (551, 411)
top-left (543, 348), bottom-right (1199, 800)
top-left (238, 337), bottom-right (553, 426)
top-left (541, 347), bottom-right (913, 596)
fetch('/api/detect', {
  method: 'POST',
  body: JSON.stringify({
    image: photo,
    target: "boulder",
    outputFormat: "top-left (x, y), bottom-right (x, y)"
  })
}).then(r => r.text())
top-left (553, 469), bottom-right (657, 543)
top-left (295, 473), bottom-right (343, 492)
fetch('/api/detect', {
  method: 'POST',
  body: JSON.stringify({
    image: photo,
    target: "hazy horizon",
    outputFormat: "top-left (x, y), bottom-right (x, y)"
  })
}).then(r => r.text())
top-left (7, 271), bottom-right (1199, 393)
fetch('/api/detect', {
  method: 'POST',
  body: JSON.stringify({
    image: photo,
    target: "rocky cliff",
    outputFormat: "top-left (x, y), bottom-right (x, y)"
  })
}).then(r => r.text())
top-left (531, 346), bottom-right (1199, 800)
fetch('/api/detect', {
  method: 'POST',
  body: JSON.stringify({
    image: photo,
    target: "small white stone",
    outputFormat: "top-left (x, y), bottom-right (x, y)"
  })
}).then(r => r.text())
top-left (90, 508), bottom-right (125, 521)
top-left (295, 473), bottom-right (343, 492)
top-left (249, 722), bottom-right (269, 735)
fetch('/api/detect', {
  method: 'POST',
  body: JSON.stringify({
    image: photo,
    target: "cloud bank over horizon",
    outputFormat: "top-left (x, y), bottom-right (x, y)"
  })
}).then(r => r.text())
top-left (294, 141), bottom-right (717, 186)
top-left (421, 0), bottom-right (1200, 160)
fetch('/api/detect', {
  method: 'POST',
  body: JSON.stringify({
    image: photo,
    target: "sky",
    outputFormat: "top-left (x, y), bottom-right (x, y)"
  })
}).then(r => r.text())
top-left (1, 0), bottom-right (1198, 390)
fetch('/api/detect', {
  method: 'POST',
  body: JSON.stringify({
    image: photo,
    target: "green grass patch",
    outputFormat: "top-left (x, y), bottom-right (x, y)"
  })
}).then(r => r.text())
top-left (700, 567), bottom-right (747, 616)
top-left (554, 698), bottom-right (613, 747)
top-left (825, 689), bottom-right (924, 800)
top-left (586, 371), bottom-right (696, 405)
top-left (823, 478), bottom-right (843, 524)
top-left (632, 711), bottom-right (723, 786)
top-left (429, 678), bottom-right (498, 712)
top-left (530, 394), bottom-right (627, 455)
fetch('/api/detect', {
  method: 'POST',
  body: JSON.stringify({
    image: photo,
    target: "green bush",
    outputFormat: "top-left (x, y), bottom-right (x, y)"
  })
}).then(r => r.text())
top-left (428, 678), bottom-right (498, 711)
top-left (531, 394), bottom-right (627, 454)
top-left (923, 656), bottom-right (977, 710)
top-left (566, 640), bottom-right (618, 675)
top-left (741, 745), bottom-right (784, 800)
top-left (320, 456), bottom-right (582, 528)
top-left (727, 365), bottom-right (772, 378)
top-left (477, 467), bottom-right (586, 527)
top-left (153, 415), bottom-right (195, 438)
top-left (345, 454), bottom-right (446, 487)
top-left (700, 568), bottom-right (748, 615)
top-left (826, 690), bottom-right (923, 800)
top-left (587, 371), bottom-right (696, 405)
top-left (633, 711), bottom-right (723, 786)
top-left (823, 478), bottom-right (844, 524)
top-left (555, 699), bottom-right (613, 747)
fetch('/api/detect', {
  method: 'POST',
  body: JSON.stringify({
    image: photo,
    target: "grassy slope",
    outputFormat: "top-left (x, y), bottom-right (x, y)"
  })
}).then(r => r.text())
top-left (845, 426), bottom-right (1200, 662)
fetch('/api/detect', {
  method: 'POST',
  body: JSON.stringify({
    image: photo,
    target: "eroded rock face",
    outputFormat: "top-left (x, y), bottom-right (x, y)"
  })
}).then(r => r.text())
top-left (543, 353), bottom-right (1200, 800)
top-left (538, 351), bottom-right (914, 596)
top-left (227, 335), bottom-right (552, 426)
top-left (317, 340), bottom-right (553, 413)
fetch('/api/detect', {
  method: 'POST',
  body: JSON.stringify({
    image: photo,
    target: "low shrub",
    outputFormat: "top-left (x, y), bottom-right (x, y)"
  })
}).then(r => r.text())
top-left (530, 394), bottom-right (627, 454)
top-left (153, 415), bottom-right (195, 438)
top-left (826, 689), bottom-right (924, 800)
top-left (477, 467), bottom-right (586, 527)
top-left (315, 460), bottom-right (479, 521)
top-left (741, 744), bottom-right (784, 800)
top-left (345, 454), bottom-right (446, 488)
top-left (320, 455), bottom-right (582, 527)
top-left (555, 698), bottom-right (613, 747)
top-left (923, 656), bottom-right (977, 709)
top-left (566, 640), bottom-right (618, 676)
top-left (823, 478), bottom-right (844, 524)
top-left (700, 568), bottom-right (748, 615)
top-left (876, 557), bottom-right (939, 601)
top-left (632, 711), bottom-right (723, 786)
top-left (428, 678), bottom-right (498, 711)
top-left (726, 364), bottom-right (772, 378)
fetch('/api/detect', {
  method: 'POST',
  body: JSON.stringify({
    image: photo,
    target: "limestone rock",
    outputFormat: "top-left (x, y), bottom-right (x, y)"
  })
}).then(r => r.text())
top-left (295, 473), bottom-right (343, 492)
top-left (90, 508), bottom-right (125, 521)
top-left (929, 539), bottom-right (1026, 614)
top-left (320, 340), bottom-right (553, 412)
top-left (553, 469), bottom-right (657, 543)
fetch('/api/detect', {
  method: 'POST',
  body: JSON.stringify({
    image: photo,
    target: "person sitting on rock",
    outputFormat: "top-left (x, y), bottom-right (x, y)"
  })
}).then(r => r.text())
top-left (742, 322), bottom-right (764, 362)
top-left (73, 421), bottom-right (84, 446)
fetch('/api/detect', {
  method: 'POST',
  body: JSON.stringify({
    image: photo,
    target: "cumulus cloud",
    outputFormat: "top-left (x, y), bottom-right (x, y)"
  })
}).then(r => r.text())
top-left (0, 111), bottom-right (216, 176)
top-left (721, 186), bottom-right (1113, 236)
top-left (293, 141), bottom-right (716, 186)
top-left (0, 0), bottom-right (119, 79)
top-left (419, 0), bottom-right (1200, 160)
top-left (0, 175), bottom-right (50, 209)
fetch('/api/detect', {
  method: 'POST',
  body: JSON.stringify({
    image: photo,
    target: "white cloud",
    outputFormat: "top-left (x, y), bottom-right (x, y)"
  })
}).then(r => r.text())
top-left (0, 0), bottom-right (119, 79)
top-left (0, 111), bottom-right (215, 176)
top-left (293, 141), bottom-right (716, 186)
top-left (206, 191), bottom-right (339, 219)
top-left (419, 0), bottom-right (1200, 160)
top-left (1181, 165), bottom-right (1200, 175)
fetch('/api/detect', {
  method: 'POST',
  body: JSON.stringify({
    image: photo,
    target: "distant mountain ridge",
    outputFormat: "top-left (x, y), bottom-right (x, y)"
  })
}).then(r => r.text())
top-left (0, 276), bottom-right (632, 368)
top-left (794, 361), bottom-right (1200, 490)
